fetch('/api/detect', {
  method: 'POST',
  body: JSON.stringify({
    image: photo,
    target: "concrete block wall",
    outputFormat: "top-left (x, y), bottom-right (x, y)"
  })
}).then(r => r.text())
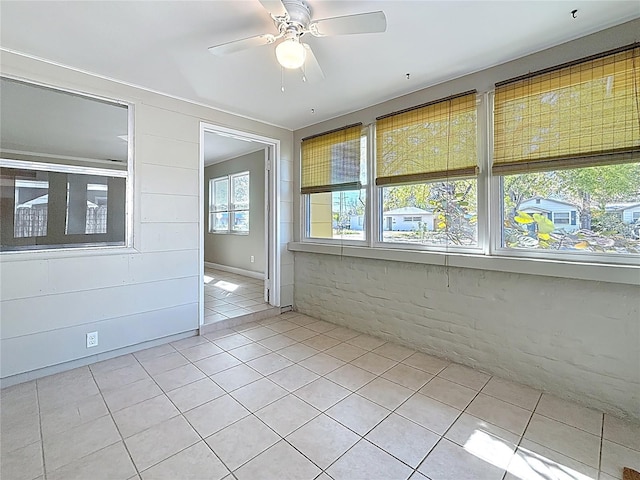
top-left (293, 252), bottom-right (640, 421)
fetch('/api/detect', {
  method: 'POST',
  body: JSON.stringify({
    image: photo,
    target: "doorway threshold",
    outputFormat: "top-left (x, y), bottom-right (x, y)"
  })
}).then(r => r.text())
top-left (199, 306), bottom-right (281, 336)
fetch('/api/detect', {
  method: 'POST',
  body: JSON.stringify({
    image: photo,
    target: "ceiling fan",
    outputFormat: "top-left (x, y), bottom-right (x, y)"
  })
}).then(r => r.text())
top-left (208, 0), bottom-right (387, 82)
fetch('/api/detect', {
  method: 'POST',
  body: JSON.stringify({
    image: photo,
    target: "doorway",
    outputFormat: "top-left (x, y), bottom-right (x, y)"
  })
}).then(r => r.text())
top-left (199, 123), bottom-right (280, 327)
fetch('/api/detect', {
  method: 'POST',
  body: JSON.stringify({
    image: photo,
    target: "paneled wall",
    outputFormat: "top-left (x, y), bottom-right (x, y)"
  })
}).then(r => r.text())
top-left (0, 51), bottom-right (293, 381)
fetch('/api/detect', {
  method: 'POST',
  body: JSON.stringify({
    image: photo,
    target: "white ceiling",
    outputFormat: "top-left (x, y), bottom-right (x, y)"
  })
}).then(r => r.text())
top-left (1, 1), bottom-right (638, 131)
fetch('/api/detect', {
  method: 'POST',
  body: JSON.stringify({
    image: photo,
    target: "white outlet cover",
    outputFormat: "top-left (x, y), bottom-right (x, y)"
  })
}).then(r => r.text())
top-left (87, 331), bottom-right (99, 348)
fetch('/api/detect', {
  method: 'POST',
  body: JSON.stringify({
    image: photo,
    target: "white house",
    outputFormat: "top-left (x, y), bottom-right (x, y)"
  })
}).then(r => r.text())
top-left (518, 197), bottom-right (580, 232)
top-left (605, 202), bottom-right (640, 224)
top-left (382, 206), bottom-right (434, 231)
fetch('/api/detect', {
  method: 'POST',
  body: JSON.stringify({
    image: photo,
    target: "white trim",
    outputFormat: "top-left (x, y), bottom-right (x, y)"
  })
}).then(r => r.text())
top-left (199, 123), bottom-right (281, 326)
top-left (264, 148), bottom-right (270, 302)
top-left (0, 330), bottom-right (196, 388)
top-left (198, 127), bottom-right (205, 330)
top-left (0, 158), bottom-right (127, 178)
top-left (288, 241), bottom-right (640, 286)
top-left (204, 262), bottom-right (265, 280)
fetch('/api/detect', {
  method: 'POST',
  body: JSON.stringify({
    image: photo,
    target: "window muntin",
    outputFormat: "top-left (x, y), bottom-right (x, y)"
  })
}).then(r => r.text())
top-left (380, 178), bottom-right (478, 247)
top-left (209, 172), bottom-right (250, 234)
top-left (0, 78), bottom-right (130, 252)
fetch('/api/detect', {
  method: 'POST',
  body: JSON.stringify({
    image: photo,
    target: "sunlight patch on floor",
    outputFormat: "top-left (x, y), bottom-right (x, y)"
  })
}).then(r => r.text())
top-left (464, 429), bottom-right (514, 470)
top-left (506, 446), bottom-right (595, 480)
top-left (214, 280), bottom-right (239, 292)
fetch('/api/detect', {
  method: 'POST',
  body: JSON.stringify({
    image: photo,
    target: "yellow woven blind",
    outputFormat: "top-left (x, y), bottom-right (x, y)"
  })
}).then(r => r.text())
top-left (375, 92), bottom-right (478, 186)
top-left (493, 45), bottom-right (640, 175)
top-left (301, 124), bottom-right (362, 194)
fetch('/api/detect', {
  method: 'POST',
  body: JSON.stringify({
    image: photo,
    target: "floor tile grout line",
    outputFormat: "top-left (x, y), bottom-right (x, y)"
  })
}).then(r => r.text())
top-left (117, 347), bottom-right (230, 477)
top-left (90, 350), bottom-right (159, 478)
top-left (598, 412), bottom-right (605, 480)
top-left (14, 306), bottom-right (634, 480)
top-left (34, 377), bottom-right (47, 480)
top-left (413, 374), bottom-right (493, 477)
top-left (504, 390), bottom-right (544, 480)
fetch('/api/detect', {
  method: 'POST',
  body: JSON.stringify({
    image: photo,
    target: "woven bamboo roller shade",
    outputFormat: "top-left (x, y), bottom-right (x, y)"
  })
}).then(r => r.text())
top-left (493, 45), bottom-right (640, 175)
top-left (375, 92), bottom-right (478, 186)
top-left (301, 124), bottom-right (362, 194)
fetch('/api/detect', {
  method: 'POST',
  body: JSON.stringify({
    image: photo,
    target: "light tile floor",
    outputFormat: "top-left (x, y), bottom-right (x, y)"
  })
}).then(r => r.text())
top-left (204, 268), bottom-right (270, 324)
top-left (1, 311), bottom-right (639, 480)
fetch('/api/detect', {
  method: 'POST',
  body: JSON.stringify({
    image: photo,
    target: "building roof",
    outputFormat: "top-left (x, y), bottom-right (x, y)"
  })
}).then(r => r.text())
top-left (520, 196), bottom-right (578, 208)
top-left (383, 206), bottom-right (432, 215)
top-left (605, 202), bottom-right (640, 212)
top-left (519, 206), bottom-right (550, 214)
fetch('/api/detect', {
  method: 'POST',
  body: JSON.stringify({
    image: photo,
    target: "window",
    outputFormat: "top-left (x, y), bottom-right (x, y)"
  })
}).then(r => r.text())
top-left (298, 44), bottom-right (639, 265)
top-left (495, 45), bottom-right (640, 256)
top-left (381, 179), bottom-right (477, 246)
top-left (209, 172), bottom-right (250, 234)
top-left (302, 124), bottom-right (367, 241)
top-left (553, 212), bottom-right (570, 225)
top-left (376, 91), bottom-right (479, 248)
top-left (1, 78), bottom-right (130, 252)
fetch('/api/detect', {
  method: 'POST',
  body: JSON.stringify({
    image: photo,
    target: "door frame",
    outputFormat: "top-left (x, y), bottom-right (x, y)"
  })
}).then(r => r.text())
top-left (198, 122), bottom-right (281, 327)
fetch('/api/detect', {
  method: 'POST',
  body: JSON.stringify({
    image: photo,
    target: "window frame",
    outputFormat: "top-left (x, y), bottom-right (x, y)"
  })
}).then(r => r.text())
top-left (298, 47), bottom-right (640, 270)
top-left (371, 94), bottom-right (487, 255)
top-left (208, 171), bottom-right (250, 235)
top-left (301, 126), bottom-right (369, 246)
top-left (0, 78), bottom-right (133, 255)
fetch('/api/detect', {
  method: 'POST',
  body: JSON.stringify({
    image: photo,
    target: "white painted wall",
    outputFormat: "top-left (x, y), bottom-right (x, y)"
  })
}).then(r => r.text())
top-left (291, 21), bottom-right (640, 421)
top-left (294, 253), bottom-right (640, 421)
top-left (0, 51), bottom-right (294, 381)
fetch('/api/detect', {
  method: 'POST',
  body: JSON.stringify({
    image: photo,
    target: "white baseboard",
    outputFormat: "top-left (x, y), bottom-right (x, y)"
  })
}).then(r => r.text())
top-left (204, 262), bottom-right (265, 280)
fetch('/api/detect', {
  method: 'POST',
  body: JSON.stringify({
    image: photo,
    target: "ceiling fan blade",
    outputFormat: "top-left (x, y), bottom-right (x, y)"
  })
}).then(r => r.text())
top-left (301, 44), bottom-right (325, 82)
top-left (309, 11), bottom-right (386, 37)
top-left (258, 0), bottom-right (288, 17)
top-left (208, 34), bottom-right (276, 55)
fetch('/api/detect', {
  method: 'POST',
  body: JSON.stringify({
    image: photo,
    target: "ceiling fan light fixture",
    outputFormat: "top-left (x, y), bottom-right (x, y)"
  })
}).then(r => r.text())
top-left (275, 36), bottom-right (306, 69)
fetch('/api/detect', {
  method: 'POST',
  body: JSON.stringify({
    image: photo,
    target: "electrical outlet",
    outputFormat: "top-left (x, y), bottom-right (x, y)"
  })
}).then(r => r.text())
top-left (86, 331), bottom-right (98, 348)
top-left (250, 255), bottom-right (255, 263)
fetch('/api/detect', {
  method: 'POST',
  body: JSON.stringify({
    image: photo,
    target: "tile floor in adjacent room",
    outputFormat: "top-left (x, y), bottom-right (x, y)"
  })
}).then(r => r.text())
top-left (1, 311), bottom-right (639, 480)
top-left (203, 268), bottom-right (271, 324)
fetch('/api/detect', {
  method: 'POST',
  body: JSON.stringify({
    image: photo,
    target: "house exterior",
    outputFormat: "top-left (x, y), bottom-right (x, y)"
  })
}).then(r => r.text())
top-left (518, 197), bottom-right (580, 232)
top-left (382, 207), bottom-right (434, 231)
top-left (605, 202), bottom-right (640, 224)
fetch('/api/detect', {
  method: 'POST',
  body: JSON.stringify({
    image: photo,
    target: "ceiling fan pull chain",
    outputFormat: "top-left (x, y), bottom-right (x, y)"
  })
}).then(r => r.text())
top-left (281, 66), bottom-right (285, 92)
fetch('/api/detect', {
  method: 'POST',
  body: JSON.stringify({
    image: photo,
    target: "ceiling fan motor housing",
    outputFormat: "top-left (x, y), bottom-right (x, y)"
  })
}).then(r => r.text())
top-left (279, 0), bottom-right (311, 33)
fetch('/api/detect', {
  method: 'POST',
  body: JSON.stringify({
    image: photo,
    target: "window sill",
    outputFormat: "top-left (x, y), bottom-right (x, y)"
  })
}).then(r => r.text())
top-left (0, 245), bottom-right (139, 262)
top-left (288, 242), bottom-right (639, 286)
